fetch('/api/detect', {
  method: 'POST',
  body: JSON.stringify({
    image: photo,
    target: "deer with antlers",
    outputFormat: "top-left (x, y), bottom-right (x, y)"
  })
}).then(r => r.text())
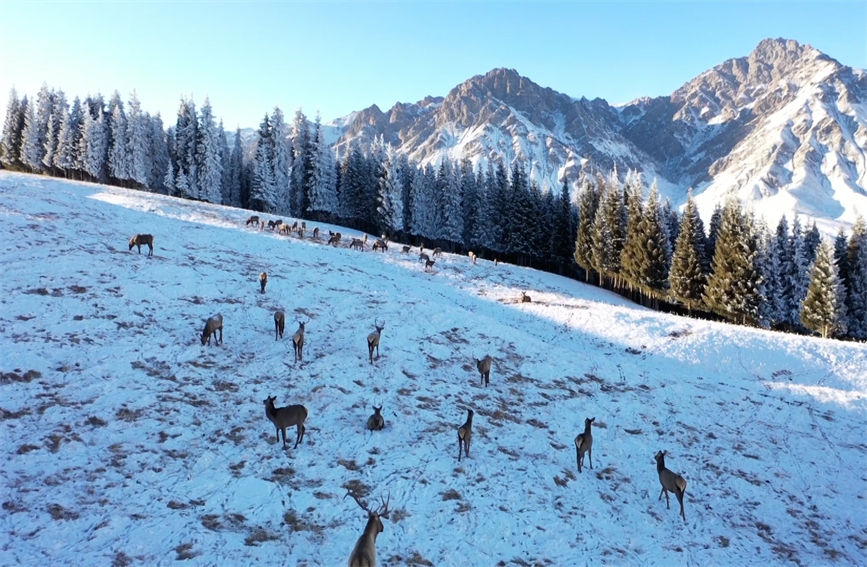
top-left (367, 320), bottom-right (385, 364)
top-left (346, 490), bottom-right (391, 567)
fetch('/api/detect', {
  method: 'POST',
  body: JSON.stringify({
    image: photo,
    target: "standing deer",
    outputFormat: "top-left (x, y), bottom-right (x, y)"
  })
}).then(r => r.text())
top-left (292, 320), bottom-right (306, 362)
top-left (259, 272), bottom-right (268, 293)
top-left (200, 314), bottom-right (223, 346)
top-left (476, 355), bottom-right (493, 387)
top-left (245, 215), bottom-right (260, 227)
top-left (367, 320), bottom-right (385, 364)
top-left (655, 450), bottom-right (687, 521)
top-left (366, 405), bottom-right (385, 431)
top-left (274, 310), bottom-right (285, 340)
top-left (372, 238), bottom-right (388, 252)
top-left (346, 491), bottom-right (391, 567)
top-left (424, 259), bottom-right (436, 272)
top-left (575, 417), bottom-right (595, 473)
top-left (312, 227), bottom-right (320, 239)
top-left (457, 408), bottom-right (474, 461)
top-left (263, 396), bottom-right (307, 449)
top-left (128, 234), bottom-right (154, 257)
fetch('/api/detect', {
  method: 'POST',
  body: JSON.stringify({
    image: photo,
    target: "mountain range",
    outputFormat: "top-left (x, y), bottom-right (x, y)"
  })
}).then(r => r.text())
top-left (327, 38), bottom-right (867, 233)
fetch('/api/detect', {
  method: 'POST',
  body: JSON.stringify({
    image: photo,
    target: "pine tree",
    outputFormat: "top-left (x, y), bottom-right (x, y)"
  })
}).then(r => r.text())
top-left (222, 128), bottom-right (243, 207)
top-left (271, 107), bottom-right (293, 215)
top-left (78, 97), bottom-right (108, 182)
top-left (107, 92), bottom-right (129, 183)
top-left (459, 158), bottom-right (478, 247)
top-left (127, 92), bottom-right (149, 187)
top-left (53, 96), bottom-right (82, 177)
top-left (173, 97), bottom-right (198, 198)
top-left (148, 114), bottom-right (170, 192)
top-left (291, 109), bottom-right (311, 216)
top-left (845, 217), bottom-right (867, 339)
top-left (669, 192), bottom-right (708, 312)
top-left (437, 158), bottom-right (464, 247)
top-left (801, 240), bottom-right (845, 338)
top-left (551, 178), bottom-right (575, 272)
top-left (42, 89), bottom-right (66, 174)
top-left (707, 202), bottom-right (723, 261)
top-left (574, 177), bottom-right (599, 282)
top-left (249, 114), bottom-right (276, 212)
top-left (765, 216), bottom-right (796, 327)
top-left (195, 98), bottom-right (223, 203)
top-left (375, 141), bottom-right (405, 235)
top-left (409, 163), bottom-right (437, 242)
top-left (591, 170), bottom-right (625, 288)
top-left (20, 87), bottom-right (51, 172)
top-left (703, 199), bottom-right (763, 325)
top-left (1, 89), bottom-right (26, 168)
top-left (308, 113), bottom-right (338, 220)
top-left (620, 181), bottom-right (670, 301)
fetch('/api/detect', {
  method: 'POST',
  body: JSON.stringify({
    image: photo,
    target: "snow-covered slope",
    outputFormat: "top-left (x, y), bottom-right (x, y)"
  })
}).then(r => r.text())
top-left (1, 171), bottom-right (865, 566)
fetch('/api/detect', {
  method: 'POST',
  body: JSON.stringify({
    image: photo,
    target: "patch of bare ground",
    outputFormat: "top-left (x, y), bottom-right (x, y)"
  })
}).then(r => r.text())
top-left (1, 406), bottom-right (31, 419)
top-left (47, 503), bottom-right (80, 521)
top-left (175, 542), bottom-right (199, 560)
top-left (389, 551), bottom-right (434, 566)
top-left (212, 380), bottom-right (238, 392)
top-left (111, 552), bottom-right (132, 567)
top-left (500, 557), bottom-right (553, 566)
top-left (342, 479), bottom-right (371, 499)
top-left (245, 527), bottom-right (279, 546)
top-left (3, 500), bottom-right (26, 514)
top-left (553, 469), bottom-right (577, 487)
top-left (442, 489), bottom-right (461, 501)
top-left (1, 369), bottom-right (42, 384)
top-left (130, 358), bottom-right (176, 381)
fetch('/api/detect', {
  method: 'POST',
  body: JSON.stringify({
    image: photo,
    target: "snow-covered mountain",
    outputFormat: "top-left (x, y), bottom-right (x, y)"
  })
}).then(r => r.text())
top-left (331, 38), bottom-right (867, 233)
top-left (1, 171), bottom-right (866, 566)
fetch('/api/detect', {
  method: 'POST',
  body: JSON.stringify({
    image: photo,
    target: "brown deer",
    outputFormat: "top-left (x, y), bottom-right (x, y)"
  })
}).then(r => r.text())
top-left (372, 238), bottom-right (388, 252)
top-left (401, 245), bottom-right (411, 253)
top-left (128, 234), bottom-right (154, 257)
top-left (259, 272), bottom-right (268, 293)
top-left (312, 227), bottom-right (320, 239)
top-left (346, 491), bottom-right (391, 567)
top-left (263, 396), bottom-right (307, 449)
top-left (424, 259), bottom-right (436, 272)
top-left (328, 231), bottom-right (342, 246)
top-left (349, 236), bottom-right (366, 251)
top-left (200, 314), bottom-right (223, 346)
top-left (432, 247), bottom-right (443, 257)
top-left (418, 252), bottom-right (430, 264)
top-left (575, 417), bottom-right (595, 473)
top-left (274, 310), bottom-right (285, 340)
top-left (367, 320), bottom-right (385, 364)
top-left (457, 408), bottom-right (474, 461)
top-left (521, 291), bottom-right (531, 303)
top-left (476, 355), bottom-right (493, 387)
top-left (245, 215), bottom-right (260, 227)
top-left (366, 405), bottom-right (385, 431)
top-left (655, 450), bottom-right (687, 521)
top-left (292, 320), bottom-right (306, 362)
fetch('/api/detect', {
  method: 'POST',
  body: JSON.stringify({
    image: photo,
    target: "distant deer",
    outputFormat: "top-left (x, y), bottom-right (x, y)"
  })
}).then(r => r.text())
top-left (263, 396), bottom-right (307, 449)
top-left (350, 236), bottom-right (367, 250)
top-left (366, 405), bottom-right (385, 431)
top-left (575, 417), bottom-right (595, 473)
top-left (401, 245), bottom-right (411, 253)
top-left (274, 310), bottom-right (285, 341)
top-left (457, 408), bottom-right (474, 461)
top-left (372, 238), bottom-right (388, 252)
top-left (328, 231), bottom-right (342, 246)
top-left (521, 291), bottom-right (531, 303)
top-left (424, 258), bottom-right (436, 272)
top-left (245, 215), bottom-right (260, 227)
top-left (292, 320), bottom-right (306, 362)
top-left (200, 314), bottom-right (223, 346)
top-left (346, 491), bottom-right (391, 567)
top-left (367, 320), bottom-right (385, 364)
top-left (655, 450), bottom-right (687, 522)
top-left (128, 234), bottom-right (154, 257)
top-left (468, 251), bottom-right (477, 264)
top-left (419, 252), bottom-right (430, 264)
top-left (476, 355), bottom-right (493, 387)
top-left (312, 227), bottom-right (320, 239)
top-left (259, 272), bottom-right (268, 293)
top-left (432, 247), bottom-right (443, 257)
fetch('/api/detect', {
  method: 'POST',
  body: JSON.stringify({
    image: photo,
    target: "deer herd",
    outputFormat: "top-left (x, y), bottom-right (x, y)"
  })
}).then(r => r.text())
top-left (128, 213), bottom-right (691, 566)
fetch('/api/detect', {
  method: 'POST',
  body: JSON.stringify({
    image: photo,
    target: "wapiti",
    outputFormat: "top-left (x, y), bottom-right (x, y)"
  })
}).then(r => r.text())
top-left (349, 235), bottom-right (367, 251)
top-left (327, 231), bottom-right (342, 246)
top-left (401, 245), bottom-right (411, 254)
top-left (346, 491), bottom-right (391, 567)
top-left (128, 234), bottom-right (154, 257)
top-left (292, 320), bottom-right (306, 363)
top-left (200, 313), bottom-right (223, 346)
top-left (263, 396), bottom-right (307, 449)
top-left (372, 237), bottom-right (388, 252)
top-left (274, 310), bottom-right (285, 341)
top-left (457, 408), bottom-right (474, 461)
top-left (366, 405), bottom-right (385, 431)
top-left (418, 252), bottom-right (430, 264)
top-left (245, 215), bottom-right (260, 227)
top-left (424, 258), bottom-right (436, 272)
top-left (468, 251), bottom-right (477, 264)
top-left (655, 450), bottom-right (687, 521)
top-left (259, 272), bottom-right (268, 293)
top-left (432, 247), bottom-right (443, 257)
top-left (521, 291), bottom-right (532, 303)
top-left (367, 320), bottom-right (385, 364)
top-left (476, 355), bottom-right (493, 387)
top-left (575, 417), bottom-right (595, 473)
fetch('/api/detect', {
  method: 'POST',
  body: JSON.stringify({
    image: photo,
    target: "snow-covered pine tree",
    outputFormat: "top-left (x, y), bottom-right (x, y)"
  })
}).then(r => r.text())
top-left (574, 176), bottom-right (599, 283)
top-left (591, 170), bottom-right (626, 288)
top-left (42, 89), bottom-right (66, 174)
top-left (0, 89), bottom-right (26, 169)
top-left (409, 163), bottom-right (437, 243)
top-left (486, 159), bottom-right (510, 256)
top-left (107, 92), bottom-right (130, 184)
top-left (195, 98), bottom-right (223, 203)
top-left (669, 191), bottom-right (708, 312)
top-left (702, 198), bottom-right (763, 325)
top-left (801, 239), bottom-right (845, 338)
top-left (706, 202), bottom-right (723, 262)
top-left (290, 109), bottom-right (312, 217)
top-left (764, 216), bottom-right (793, 328)
top-left (147, 114), bottom-right (170, 193)
top-left (375, 141), bottom-right (405, 236)
top-left (53, 96), bottom-right (82, 177)
top-left (20, 85), bottom-right (53, 172)
top-left (271, 107), bottom-right (293, 215)
top-left (77, 97), bottom-right (108, 182)
top-left (173, 98), bottom-right (198, 199)
top-left (468, 166), bottom-right (493, 254)
top-left (126, 92), bottom-right (149, 187)
top-left (621, 180), bottom-right (670, 302)
top-left (437, 158), bottom-right (463, 248)
top-left (551, 178), bottom-right (575, 272)
top-left (845, 217), bottom-right (867, 339)
top-left (459, 158), bottom-right (478, 247)
top-left (222, 128), bottom-right (243, 207)
top-left (249, 114), bottom-right (276, 213)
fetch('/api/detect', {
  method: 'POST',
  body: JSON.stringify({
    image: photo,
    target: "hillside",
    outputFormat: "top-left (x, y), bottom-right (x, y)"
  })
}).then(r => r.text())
top-left (1, 171), bottom-right (866, 566)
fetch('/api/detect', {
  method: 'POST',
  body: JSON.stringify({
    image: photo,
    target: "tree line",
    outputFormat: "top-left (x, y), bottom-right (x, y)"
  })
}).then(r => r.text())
top-left (1, 85), bottom-right (864, 340)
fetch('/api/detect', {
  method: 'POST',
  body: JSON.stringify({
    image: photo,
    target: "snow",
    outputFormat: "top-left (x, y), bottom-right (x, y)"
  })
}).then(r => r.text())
top-left (1, 170), bottom-right (866, 566)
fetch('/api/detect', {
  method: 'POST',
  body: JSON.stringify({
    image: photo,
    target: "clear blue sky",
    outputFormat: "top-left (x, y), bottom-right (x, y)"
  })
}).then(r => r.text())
top-left (1, 0), bottom-right (865, 130)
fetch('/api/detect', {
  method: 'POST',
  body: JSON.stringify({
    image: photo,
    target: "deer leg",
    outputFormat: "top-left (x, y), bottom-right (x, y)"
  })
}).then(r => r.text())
top-left (658, 487), bottom-right (665, 501)
top-left (576, 446), bottom-right (581, 472)
top-left (457, 434), bottom-right (462, 461)
top-left (588, 448), bottom-right (592, 470)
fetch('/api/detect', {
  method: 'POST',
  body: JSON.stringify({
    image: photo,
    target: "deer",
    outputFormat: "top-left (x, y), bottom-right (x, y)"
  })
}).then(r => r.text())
top-left (200, 314), bottom-right (223, 346)
top-left (655, 450), bottom-right (687, 522)
top-left (245, 215), bottom-right (260, 227)
top-left (279, 223), bottom-right (291, 235)
top-left (401, 245), bottom-right (411, 254)
top-left (274, 310), bottom-right (285, 340)
top-left (419, 252), bottom-right (430, 264)
top-left (372, 238), bottom-right (388, 252)
top-left (346, 491), bottom-right (391, 567)
top-left (259, 272), bottom-right (268, 293)
top-left (128, 234), bottom-right (154, 257)
top-left (312, 227), bottom-right (320, 239)
top-left (263, 396), bottom-right (307, 449)
top-left (476, 355), bottom-right (493, 387)
top-left (367, 320), bottom-right (385, 364)
top-left (432, 247), bottom-right (443, 257)
top-left (292, 320), bottom-right (306, 363)
top-left (349, 236), bottom-right (366, 251)
top-left (366, 405), bottom-right (385, 431)
top-left (267, 219), bottom-right (281, 230)
top-left (328, 231), bottom-right (342, 246)
top-left (457, 408), bottom-right (474, 461)
top-left (424, 258), bottom-right (436, 272)
top-left (521, 291), bottom-right (531, 303)
top-left (468, 251), bottom-right (477, 264)
top-left (575, 417), bottom-right (595, 473)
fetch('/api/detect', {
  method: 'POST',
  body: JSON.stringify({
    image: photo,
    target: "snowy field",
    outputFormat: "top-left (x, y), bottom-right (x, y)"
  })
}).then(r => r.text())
top-left (1, 170), bottom-right (865, 567)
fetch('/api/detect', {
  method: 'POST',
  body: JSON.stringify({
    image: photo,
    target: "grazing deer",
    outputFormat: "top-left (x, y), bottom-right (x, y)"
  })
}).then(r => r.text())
top-left (245, 215), bottom-right (260, 227)
top-left (263, 396), bottom-right (307, 449)
top-left (350, 236), bottom-right (366, 251)
top-left (367, 320), bottom-right (385, 364)
top-left (346, 491), bottom-right (391, 567)
top-left (366, 405), bottom-right (385, 431)
top-left (457, 409), bottom-right (474, 461)
top-left (521, 291), bottom-right (531, 303)
top-left (372, 238), bottom-right (388, 252)
top-left (259, 272), bottom-right (268, 293)
top-left (312, 227), bottom-right (320, 239)
top-left (200, 314), bottom-right (223, 346)
top-left (424, 259), bottom-right (436, 272)
top-left (655, 450), bottom-right (687, 521)
top-left (575, 417), bottom-right (595, 473)
top-left (279, 223), bottom-right (291, 235)
top-left (267, 219), bottom-right (280, 230)
top-left (432, 247), bottom-right (443, 257)
top-left (328, 231), bottom-right (342, 246)
top-left (476, 355), bottom-right (493, 387)
top-left (292, 320), bottom-right (306, 362)
top-left (128, 234), bottom-right (154, 257)
top-left (419, 252), bottom-right (430, 264)
top-left (274, 310), bottom-right (285, 340)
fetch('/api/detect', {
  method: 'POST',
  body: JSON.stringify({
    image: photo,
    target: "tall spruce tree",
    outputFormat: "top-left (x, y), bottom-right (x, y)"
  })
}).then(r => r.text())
top-left (249, 114), bottom-right (276, 212)
top-left (574, 177), bottom-right (599, 282)
top-left (195, 98), bottom-right (223, 203)
top-left (1, 89), bottom-right (26, 168)
top-left (308, 113), bottom-right (338, 221)
top-left (551, 178), bottom-right (575, 272)
top-left (669, 192), bottom-right (708, 312)
top-left (42, 89), bottom-right (66, 174)
top-left (271, 107), bottom-right (293, 215)
top-left (107, 92), bottom-right (129, 184)
top-left (291, 109), bottom-right (311, 216)
top-left (173, 97), bottom-right (198, 198)
top-left (590, 170), bottom-right (625, 288)
top-left (845, 217), bottom-right (867, 339)
top-left (53, 96), bottom-right (82, 177)
top-left (620, 181), bottom-right (670, 301)
top-left (801, 240), bottom-right (845, 338)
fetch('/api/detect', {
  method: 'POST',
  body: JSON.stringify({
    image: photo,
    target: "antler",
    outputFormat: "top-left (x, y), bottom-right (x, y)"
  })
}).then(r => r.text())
top-left (377, 492), bottom-right (391, 519)
top-left (346, 490), bottom-right (372, 514)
